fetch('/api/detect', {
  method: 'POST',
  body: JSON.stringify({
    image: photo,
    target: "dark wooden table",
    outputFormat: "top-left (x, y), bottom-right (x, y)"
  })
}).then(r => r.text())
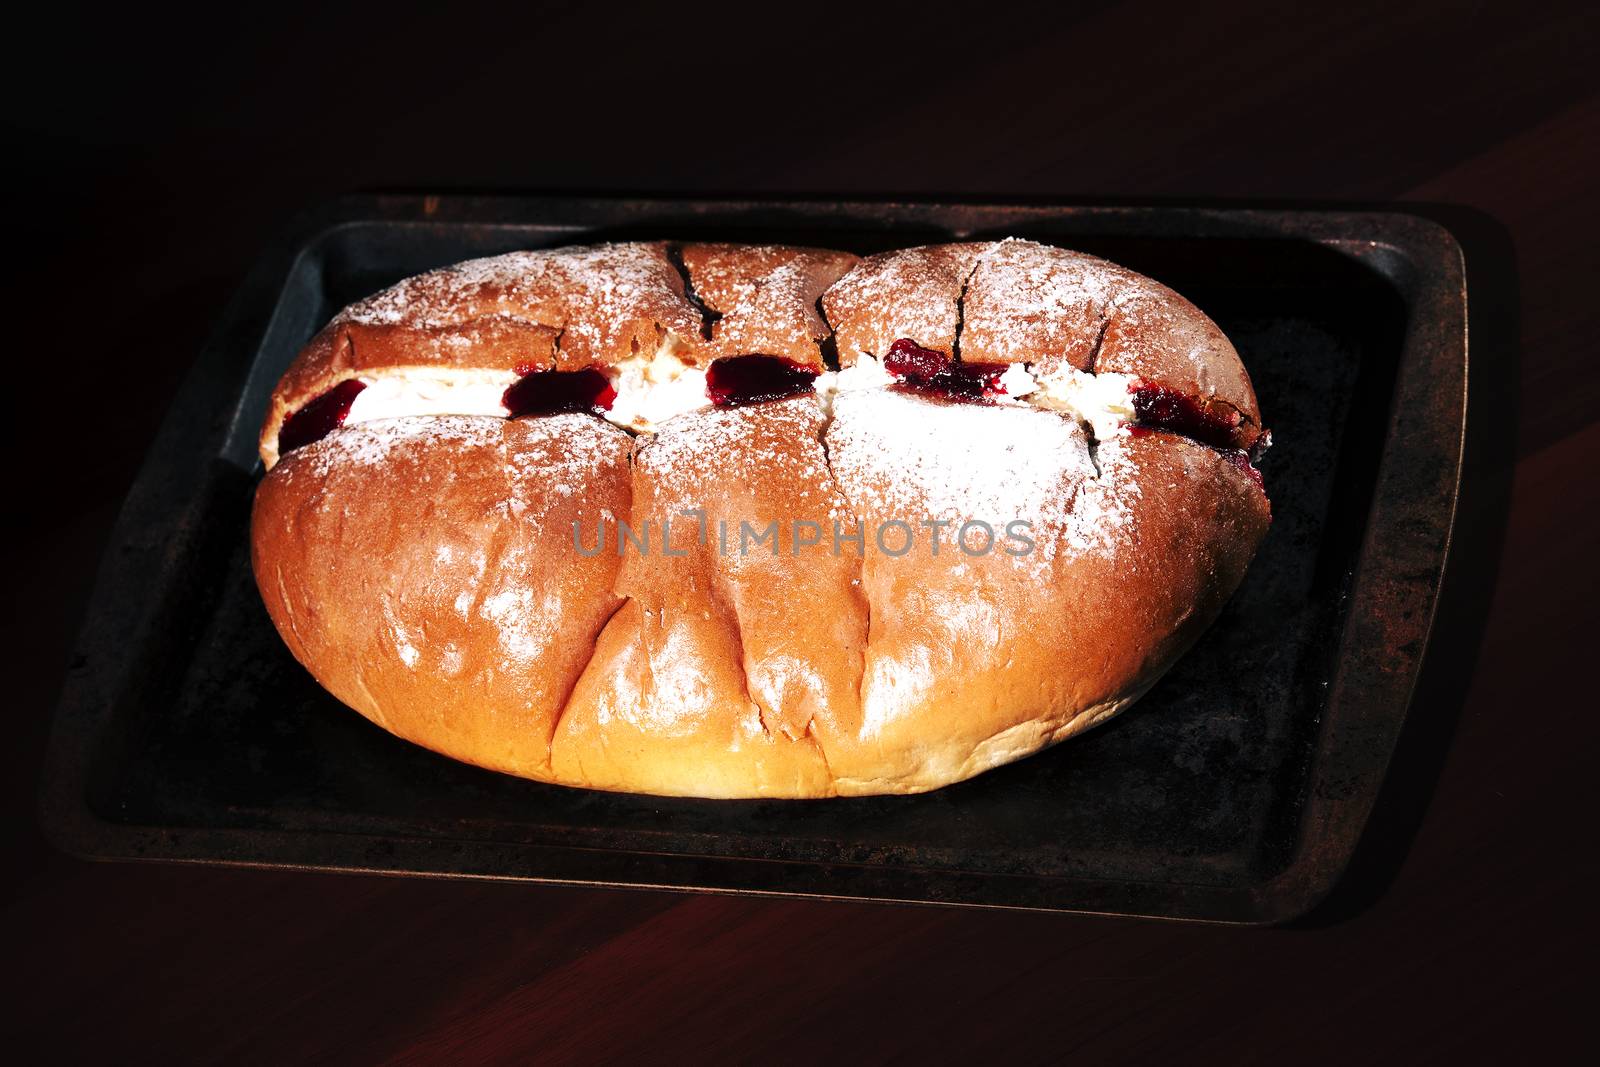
top-left (6, 2), bottom-right (1596, 1061)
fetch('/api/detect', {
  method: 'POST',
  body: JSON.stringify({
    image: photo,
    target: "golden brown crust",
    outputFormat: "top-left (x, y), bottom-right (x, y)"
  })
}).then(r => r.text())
top-left (816, 391), bottom-right (1270, 792)
top-left (958, 239), bottom-right (1109, 368)
top-left (1090, 283), bottom-right (1261, 431)
top-left (821, 243), bottom-right (987, 364)
top-left (680, 244), bottom-right (859, 368)
top-left (252, 239), bottom-right (1274, 798)
top-left (552, 397), bottom-right (865, 797)
top-left (251, 414), bottom-right (633, 779)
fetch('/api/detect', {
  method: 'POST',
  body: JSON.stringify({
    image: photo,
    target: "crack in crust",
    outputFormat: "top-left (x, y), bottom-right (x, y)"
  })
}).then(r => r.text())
top-left (665, 242), bottom-right (720, 342)
top-left (547, 593), bottom-right (629, 761)
top-left (951, 256), bottom-right (983, 362)
top-left (1084, 309), bottom-right (1112, 375)
top-left (677, 243), bottom-right (859, 368)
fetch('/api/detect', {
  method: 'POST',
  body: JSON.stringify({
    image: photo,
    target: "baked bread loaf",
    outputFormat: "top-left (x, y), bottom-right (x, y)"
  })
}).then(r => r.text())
top-left (251, 239), bottom-right (1271, 797)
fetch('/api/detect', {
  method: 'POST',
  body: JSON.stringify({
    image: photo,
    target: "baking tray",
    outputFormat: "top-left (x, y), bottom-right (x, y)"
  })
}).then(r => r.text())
top-left (38, 196), bottom-right (1466, 923)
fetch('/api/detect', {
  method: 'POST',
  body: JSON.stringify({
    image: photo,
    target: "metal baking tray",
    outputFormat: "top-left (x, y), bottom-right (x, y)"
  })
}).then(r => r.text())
top-left (39, 196), bottom-right (1466, 923)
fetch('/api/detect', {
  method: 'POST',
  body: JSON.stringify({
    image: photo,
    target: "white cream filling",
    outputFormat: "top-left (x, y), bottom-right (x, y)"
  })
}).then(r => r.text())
top-left (821, 356), bottom-right (1137, 441)
top-left (814, 354), bottom-right (895, 417)
top-left (995, 363), bottom-right (1037, 403)
top-left (345, 368), bottom-right (518, 424)
top-left (1010, 365), bottom-right (1139, 441)
top-left (604, 347), bottom-right (711, 432)
top-left (336, 345), bottom-right (713, 438)
top-left (318, 349), bottom-right (1140, 447)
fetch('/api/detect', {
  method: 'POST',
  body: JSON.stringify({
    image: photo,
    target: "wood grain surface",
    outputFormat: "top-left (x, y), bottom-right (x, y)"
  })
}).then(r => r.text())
top-left (4, 1), bottom-right (1596, 1062)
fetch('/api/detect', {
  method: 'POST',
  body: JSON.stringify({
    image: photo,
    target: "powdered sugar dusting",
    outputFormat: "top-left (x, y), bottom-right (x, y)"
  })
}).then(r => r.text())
top-left (705, 257), bottom-right (818, 356)
top-left (293, 416), bottom-right (503, 478)
top-left (823, 244), bottom-right (978, 361)
top-left (636, 397), bottom-right (851, 524)
top-left (382, 597), bottom-right (422, 669)
top-left (336, 243), bottom-right (701, 364)
top-left (685, 246), bottom-right (855, 364)
top-left (824, 389), bottom-right (1138, 564)
top-left (502, 414), bottom-right (632, 504)
top-left (825, 388), bottom-right (1088, 523)
top-left (960, 239), bottom-right (1123, 365)
top-left (479, 586), bottom-right (565, 664)
top-left (1062, 434), bottom-right (1142, 554)
top-left (291, 412), bottom-right (624, 485)
top-left (291, 412), bottom-right (629, 686)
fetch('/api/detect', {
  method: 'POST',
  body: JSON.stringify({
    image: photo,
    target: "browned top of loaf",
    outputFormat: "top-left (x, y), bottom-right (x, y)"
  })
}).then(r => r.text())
top-left (679, 244), bottom-right (859, 368)
top-left (820, 243), bottom-right (985, 362)
top-left (262, 238), bottom-right (1261, 466)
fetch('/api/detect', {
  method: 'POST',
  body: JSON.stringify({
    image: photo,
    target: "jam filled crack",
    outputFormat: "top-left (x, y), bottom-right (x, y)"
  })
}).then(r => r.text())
top-left (278, 379), bottom-right (366, 453)
top-left (870, 335), bottom-right (1268, 487)
top-left (503, 366), bottom-right (616, 418)
top-left (1126, 384), bottom-right (1266, 488)
top-left (1129, 382), bottom-right (1255, 452)
top-left (882, 338), bottom-right (1008, 401)
top-left (706, 355), bottom-right (818, 407)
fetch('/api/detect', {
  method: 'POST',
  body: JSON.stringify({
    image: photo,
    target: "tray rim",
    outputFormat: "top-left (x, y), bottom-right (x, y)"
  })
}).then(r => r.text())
top-left (38, 194), bottom-right (1467, 924)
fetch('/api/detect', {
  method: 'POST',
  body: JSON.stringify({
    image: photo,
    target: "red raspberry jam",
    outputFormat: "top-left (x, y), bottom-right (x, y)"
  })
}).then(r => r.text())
top-left (883, 338), bottom-right (950, 380)
top-left (882, 338), bottom-right (1008, 400)
top-left (706, 355), bottom-right (818, 407)
top-left (503, 367), bottom-right (617, 418)
top-left (1130, 382), bottom-right (1244, 450)
top-left (278, 379), bottom-right (367, 454)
